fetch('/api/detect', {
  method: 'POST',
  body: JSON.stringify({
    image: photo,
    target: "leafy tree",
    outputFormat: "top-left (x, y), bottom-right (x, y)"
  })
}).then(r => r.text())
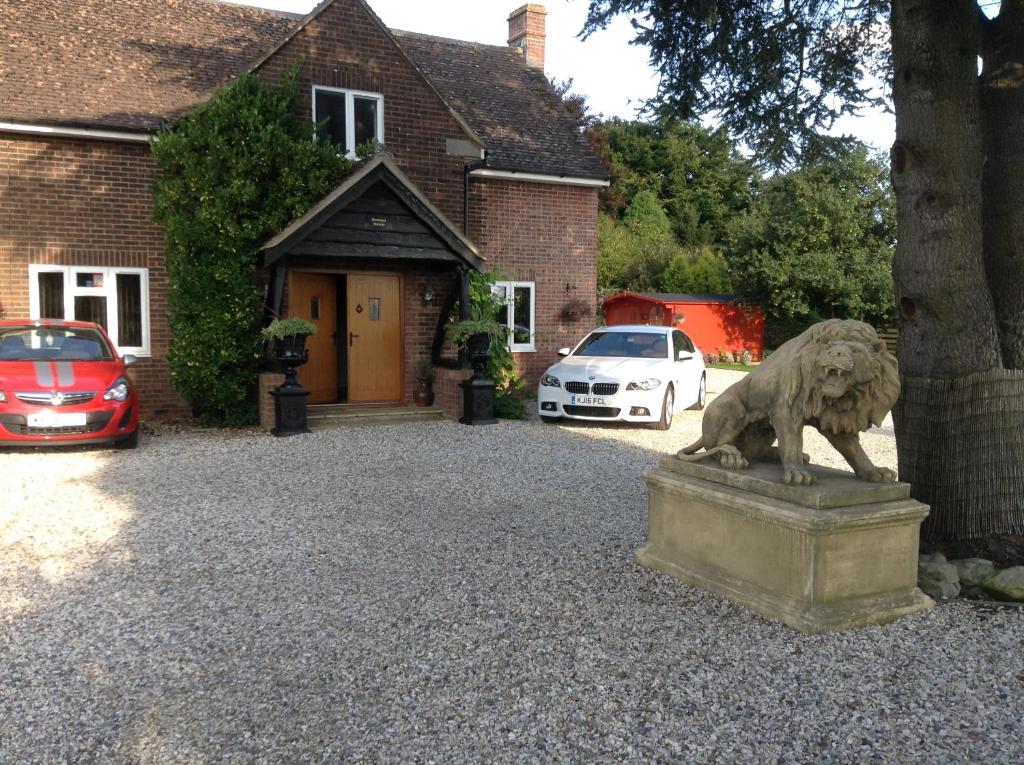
top-left (598, 192), bottom-right (679, 292)
top-left (661, 248), bottom-right (734, 295)
top-left (726, 146), bottom-right (895, 340)
top-left (152, 68), bottom-right (350, 425)
top-left (600, 118), bottom-right (758, 245)
top-left (583, 1), bottom-right (1024, 543)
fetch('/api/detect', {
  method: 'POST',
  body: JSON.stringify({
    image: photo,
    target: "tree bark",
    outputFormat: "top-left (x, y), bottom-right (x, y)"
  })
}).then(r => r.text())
top-left (981, 0), bottom-right (1024, 368)
top-left (890, 0), bottom-right (1024, 541)
top-left (890, 0), bottom-right (1001, 375)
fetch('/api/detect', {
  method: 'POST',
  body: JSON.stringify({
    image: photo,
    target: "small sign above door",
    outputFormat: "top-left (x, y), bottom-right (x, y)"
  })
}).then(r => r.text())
top-left (371, 216), bottom-right (388, 228)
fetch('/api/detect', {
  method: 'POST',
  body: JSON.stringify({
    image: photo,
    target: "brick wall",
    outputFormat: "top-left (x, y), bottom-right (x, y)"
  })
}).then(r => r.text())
top-left (433, 366), bottom-right (464, 420)
top-left (0, 136), bottom-right (187, 418)
top-left (255, 0), bottom-right (472, 225)
top-left (469, 177), bottom-right (599, 388)
top-left (0, 1), bottom-right (601, 423)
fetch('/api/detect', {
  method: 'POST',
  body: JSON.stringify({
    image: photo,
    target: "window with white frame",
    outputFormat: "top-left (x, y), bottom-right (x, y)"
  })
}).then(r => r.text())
top-left (29, 265), bottom-right (151, 355)
top-left (492, 281), bottom-right (535, 352)
top-left (312, 86), bottom-right (384, 157)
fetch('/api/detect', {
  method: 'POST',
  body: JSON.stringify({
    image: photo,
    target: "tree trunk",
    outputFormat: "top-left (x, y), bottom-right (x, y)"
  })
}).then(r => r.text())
top-left (890, 0), bottom-right (1001, 374)
top-left (890, 0), bottom-right (1024, 541)
top-left (981, 0), bottom-right (1024, 369)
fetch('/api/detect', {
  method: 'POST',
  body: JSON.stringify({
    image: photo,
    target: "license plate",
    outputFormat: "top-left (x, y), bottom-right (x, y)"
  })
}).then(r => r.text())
top-left (570, 396), bottom-right (606, 406)
top-left (27, 411), bottom-right (87, 428)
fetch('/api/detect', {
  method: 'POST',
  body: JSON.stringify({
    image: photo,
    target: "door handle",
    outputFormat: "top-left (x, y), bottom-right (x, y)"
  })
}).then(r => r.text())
top-left (349, 332), bottom-right (359, 346)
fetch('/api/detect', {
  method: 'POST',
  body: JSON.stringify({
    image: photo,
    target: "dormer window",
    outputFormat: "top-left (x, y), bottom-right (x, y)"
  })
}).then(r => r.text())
top-left (312, 86), bottom-right (384, 157)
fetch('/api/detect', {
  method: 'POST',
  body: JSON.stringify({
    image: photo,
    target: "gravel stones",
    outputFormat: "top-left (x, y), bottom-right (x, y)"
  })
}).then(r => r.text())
top-left (1, 370), bottom-right (1021, 763)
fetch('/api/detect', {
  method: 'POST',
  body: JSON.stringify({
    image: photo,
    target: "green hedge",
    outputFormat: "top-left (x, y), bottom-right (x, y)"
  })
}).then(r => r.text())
top-left (152, 67), bottom-right (350, 424)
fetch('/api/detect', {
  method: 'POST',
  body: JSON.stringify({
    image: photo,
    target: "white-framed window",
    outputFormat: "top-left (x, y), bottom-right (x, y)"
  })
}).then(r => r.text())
top-left (492, 281), bottom-right (536, 352)
top-left (312, 85), bottom-right (384, 157)
top-left (28, 265), bottom-right (151, 356)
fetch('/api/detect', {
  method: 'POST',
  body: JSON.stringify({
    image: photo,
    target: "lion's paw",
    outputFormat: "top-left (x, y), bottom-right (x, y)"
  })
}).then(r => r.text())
top-left (783, 467), bottom-right (816, 486)
top-left (859, 466), bottom-right (896, 483)
top-left (719, 451), bottom-right (749, 470)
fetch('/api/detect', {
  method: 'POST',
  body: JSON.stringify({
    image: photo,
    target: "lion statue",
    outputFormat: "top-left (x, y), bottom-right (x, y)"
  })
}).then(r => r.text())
top-left (677, 319), bottom-right (899, 485)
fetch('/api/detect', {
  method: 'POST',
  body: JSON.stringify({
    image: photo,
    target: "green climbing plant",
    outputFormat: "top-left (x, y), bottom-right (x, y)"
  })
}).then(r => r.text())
top-left (151, 66), bottom-right (351, 425)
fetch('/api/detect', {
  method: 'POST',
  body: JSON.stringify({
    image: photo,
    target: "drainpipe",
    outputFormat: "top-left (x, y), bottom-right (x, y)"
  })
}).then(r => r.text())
top-left (463, 154), bottom-right (487, 236)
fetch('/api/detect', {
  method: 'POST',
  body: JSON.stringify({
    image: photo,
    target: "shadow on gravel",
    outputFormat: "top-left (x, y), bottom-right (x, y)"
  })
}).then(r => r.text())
top-left (1, 420), bottom-right (1021, 763)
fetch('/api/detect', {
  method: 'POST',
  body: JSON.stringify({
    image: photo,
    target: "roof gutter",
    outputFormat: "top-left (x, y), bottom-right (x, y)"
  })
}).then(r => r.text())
top-left (469, 168), bottom-right (609, 188)
top-left (0, 122), bottom-right (152, 143)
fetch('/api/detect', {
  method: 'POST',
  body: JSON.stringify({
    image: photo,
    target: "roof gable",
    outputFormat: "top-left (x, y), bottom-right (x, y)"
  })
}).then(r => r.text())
top-left (248, 0), bottom-right (484, 150)
top-left (1, 0), bottom-right (606, 181)
top-left (393, 30), bottom-right (608, 180)
top-left (262, 154), bottom-right (483, 271)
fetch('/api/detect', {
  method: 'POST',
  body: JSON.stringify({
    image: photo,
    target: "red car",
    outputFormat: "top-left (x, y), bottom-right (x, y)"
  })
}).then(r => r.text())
top-left (0, 320), bottom-right (139, 448)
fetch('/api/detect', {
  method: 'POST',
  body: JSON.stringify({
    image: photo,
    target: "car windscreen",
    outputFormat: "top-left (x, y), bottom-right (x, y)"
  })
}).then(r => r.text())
top-left (573, 331), bottom-right (668, 359)
top-left (0, 326), bottom-right (114, 361)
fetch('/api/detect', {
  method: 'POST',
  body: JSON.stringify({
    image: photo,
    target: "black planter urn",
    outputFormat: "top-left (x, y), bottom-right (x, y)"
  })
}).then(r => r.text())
top-left (460, 332), bottom-right (497, 425)
top-left (466, 332), bottom-right (492, 380)
top-left (270, 333), bottom-right (311, 436)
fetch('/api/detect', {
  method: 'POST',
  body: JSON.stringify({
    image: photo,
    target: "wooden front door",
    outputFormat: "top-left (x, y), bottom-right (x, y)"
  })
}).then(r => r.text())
top-left (290, 272), bottom-right (338, 404)
top-left (347, 273), bottom-right (402, 403)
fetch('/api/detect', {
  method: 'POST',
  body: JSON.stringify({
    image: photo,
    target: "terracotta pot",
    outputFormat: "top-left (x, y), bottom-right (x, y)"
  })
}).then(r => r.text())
top-left (414, 378), bottom-right (435, 406)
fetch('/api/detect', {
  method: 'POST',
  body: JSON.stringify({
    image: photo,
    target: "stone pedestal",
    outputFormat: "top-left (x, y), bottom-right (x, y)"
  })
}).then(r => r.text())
top-left (638, 456), bottom-right (933, 633)
top-left (271, 384), bottom-right (310, 436)
top-left (459, 377), bottom-right (497, 425)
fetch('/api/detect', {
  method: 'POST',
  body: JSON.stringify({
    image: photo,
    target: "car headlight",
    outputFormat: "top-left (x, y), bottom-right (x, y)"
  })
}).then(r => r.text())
top-left (103, 378), bottom-right (130, 402)
top-left (626, 378), bottom-right (662, 391)
top-left (540, 373), bottom-right (561, 388)
top-left (0, 390), bottom-right (6, 403)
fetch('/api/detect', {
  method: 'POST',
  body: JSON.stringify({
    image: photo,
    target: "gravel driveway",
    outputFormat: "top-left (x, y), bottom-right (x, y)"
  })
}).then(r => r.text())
top-left (1, 370), bottom-right (1021, 763)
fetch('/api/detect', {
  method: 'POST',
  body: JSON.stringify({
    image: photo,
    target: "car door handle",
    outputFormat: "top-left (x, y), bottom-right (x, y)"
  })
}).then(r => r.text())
top-left (349, 332), bottom-right (359, 346)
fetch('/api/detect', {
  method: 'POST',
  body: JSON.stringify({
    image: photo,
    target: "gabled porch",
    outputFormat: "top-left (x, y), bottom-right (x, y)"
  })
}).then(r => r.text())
top-left (258, 155), bottom-right (482, 423)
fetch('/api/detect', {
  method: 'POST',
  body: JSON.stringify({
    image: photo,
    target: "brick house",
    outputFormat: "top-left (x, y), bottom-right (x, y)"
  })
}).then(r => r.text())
top-left (0, 0), bottom-right (606, 420)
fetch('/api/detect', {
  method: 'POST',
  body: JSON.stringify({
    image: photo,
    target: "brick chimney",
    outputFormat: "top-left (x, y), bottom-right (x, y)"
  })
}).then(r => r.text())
top-left (508, 4), bottom-right (546, 70)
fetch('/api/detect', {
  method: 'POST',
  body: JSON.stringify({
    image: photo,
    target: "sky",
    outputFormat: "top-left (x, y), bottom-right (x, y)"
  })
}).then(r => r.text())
top-left (225, 0), bottom-right (895, 152)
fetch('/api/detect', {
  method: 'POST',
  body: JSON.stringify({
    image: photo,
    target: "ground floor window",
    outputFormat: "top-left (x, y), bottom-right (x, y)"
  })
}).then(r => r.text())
top-left (28, 265), bottom-right (150, 355)
top-left (492, 281), bottom-right (535, 352)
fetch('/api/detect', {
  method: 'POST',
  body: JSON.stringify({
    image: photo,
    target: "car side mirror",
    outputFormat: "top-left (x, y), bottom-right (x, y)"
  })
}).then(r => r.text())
top-left (558, 347), bottom-right (571, 357)
top-left (123, 354), bottom-right (138, 366)
top-left (677, 350), bottom-right (693, 361)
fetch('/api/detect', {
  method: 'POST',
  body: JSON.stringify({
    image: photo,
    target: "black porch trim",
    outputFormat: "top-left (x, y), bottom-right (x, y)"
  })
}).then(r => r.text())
top-left (260, 154), bottom-right (484, 271)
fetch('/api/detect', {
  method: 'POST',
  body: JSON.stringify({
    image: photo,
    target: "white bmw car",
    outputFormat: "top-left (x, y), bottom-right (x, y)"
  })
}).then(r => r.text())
top-left (537, 325), bottom-right (707, 430)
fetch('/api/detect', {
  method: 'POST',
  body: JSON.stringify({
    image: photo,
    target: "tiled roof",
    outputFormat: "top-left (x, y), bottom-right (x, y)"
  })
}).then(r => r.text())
top-left (637, 293), bottom-right (742, 303)
top-left (393, 30), bottom-right (608, 181)
top-left (0, 0), bottom-right (607, 180)
top-left (0, 0), bottom-right (295, 130)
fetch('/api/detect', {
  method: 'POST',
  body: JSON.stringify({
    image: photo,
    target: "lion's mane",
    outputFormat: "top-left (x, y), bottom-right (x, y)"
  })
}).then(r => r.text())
top-left (787, 320), bottom-right (899, 435)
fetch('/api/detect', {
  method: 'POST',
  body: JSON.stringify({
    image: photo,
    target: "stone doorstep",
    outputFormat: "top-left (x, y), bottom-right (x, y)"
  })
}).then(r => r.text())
top-left (640, 463), bottom-right (933, 633)
top-left (307, 405), bottom-right (446, 428)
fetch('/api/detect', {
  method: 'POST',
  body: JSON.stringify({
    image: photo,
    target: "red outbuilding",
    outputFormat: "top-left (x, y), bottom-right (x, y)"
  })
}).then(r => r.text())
top-left (602, 292), bottom-right (765, 361)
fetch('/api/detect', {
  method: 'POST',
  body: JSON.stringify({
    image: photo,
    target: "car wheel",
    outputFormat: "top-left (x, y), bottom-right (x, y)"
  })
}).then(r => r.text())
top-left (540, 415), bottom-right (562, 424)
top-left (654, 385), bottom-right (674, 431)
top-left (114, 429), bottom-right (139, 450)
top-left (688, 374), bottom-right (707, 411)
